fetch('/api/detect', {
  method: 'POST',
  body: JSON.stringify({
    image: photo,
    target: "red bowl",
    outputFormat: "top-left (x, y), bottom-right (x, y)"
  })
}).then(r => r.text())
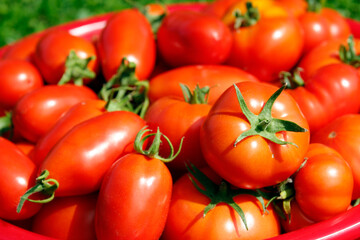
top-left (1, 2), bottom-right (360, 240)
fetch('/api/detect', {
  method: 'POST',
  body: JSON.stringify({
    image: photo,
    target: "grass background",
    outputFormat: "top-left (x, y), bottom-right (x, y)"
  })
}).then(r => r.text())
top-left (0, 0), bottom-right (359, 47)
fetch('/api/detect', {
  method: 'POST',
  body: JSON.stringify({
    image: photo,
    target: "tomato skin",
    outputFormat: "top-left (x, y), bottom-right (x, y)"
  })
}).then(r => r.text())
top-left (280, 200), bottom-right (315, 233)
top-left (98, 9), bottom-right (156, 81)
top-left (202, 0), bottom-right (242, 18)
top-left (32, 193), bottom-right (97, 240)
top-left (0, 59), bottom-right (43, 110)
top-left (12, 84), bottom-right (98, 143)
top-left (162, 168), bottom-right (281, 240)
top-left (294, 143), bottom-right (353, 222)
top-left (149, 65), bottom-right (259, 105)
top-left (276, 0), bottom-right (307, 18)
top-left (200, 81), bottom-right (310, 189)
top-left (157, 10), bottom-right (232, 67)
top-left (33, 99), bottom-right (106, 166)
top-left (39, 111), bottom-right (146, 197)
top-left (311, 114), bottom-right (360, 199)
top-left (286, 63), bottom-right (360, 133)
top-left (95, 153), bottom-right (172, 240)
top-left (0, 137), bottom-right (41, 220)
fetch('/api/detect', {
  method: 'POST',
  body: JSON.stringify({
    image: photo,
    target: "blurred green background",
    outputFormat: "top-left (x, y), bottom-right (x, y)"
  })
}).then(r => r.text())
top-left (0, 0), bottom-right (359, 47)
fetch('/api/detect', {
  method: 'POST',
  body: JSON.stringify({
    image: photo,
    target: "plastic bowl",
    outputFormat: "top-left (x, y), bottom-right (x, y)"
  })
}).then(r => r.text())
top-left (0, 2), bottom-right (360, 240)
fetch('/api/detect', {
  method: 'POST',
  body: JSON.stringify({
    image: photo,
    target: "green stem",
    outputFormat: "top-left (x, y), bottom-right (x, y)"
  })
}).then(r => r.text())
top-left (339, 35), bottom-right (360, 68)
top-left (180, 84), bottom-right (210, 104)
top-left (233, 2), bottom-right (260, 29)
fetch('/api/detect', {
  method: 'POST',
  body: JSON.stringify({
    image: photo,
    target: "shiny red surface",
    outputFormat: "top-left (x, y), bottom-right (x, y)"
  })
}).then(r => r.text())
top-left (1, 3), bottom-right (360, 240)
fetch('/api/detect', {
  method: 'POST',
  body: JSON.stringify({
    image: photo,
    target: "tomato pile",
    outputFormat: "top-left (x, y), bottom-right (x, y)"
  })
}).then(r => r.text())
top-left (0, 0), bottom-right (360, 239)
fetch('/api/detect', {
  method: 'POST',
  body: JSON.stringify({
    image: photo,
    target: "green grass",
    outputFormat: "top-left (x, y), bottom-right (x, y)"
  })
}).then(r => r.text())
top-left (0, 0), bottom-right (359, 47)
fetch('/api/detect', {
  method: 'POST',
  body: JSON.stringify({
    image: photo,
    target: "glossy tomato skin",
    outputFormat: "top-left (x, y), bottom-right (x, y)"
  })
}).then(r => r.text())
top-left (98, 9), bottom-right (156, 81)
top-left (294, 143), bottom-right (353, 222)
top-left (280, 200), bottom-right (315, 233)
top-left (33, 99), bottom-right (106, 166)
top-left (95, 153), bottom-right (172, 240)
top-left (12, 84), bottom-right (98, 143)
top-left (286, 63), bottom-right (360, 133)
top-left (32, 193), bottom-right (97, 240)
top-left (0, 137), bottom-right (41, 220)
top-left (34, 30), bottom-right (98, 85)
top-left (162, 168), bottom-right (281, 240)
top-left (157, 9), bottom-right (232, 67)
top-left (200, 81), bottom-right (310, 189)
top-left (149, 65), bottom-right (259, 105)
top-left (39, 111), bottom-right (146, 197)
top-left (144, 97), bottom-right (211, 178)
top-left (0, 59), bottom-right (43, 110)
top-left (311, 114), bottom-right (360, 199)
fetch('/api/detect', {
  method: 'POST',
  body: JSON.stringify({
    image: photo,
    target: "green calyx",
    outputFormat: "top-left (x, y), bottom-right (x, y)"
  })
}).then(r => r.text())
top-left (233, 2), bottom-right (260, 29)
top-left (0, 111), bottom-right (13, 137)
top-left (339, 35), bottom-right (360, 68)
top-left (279, 68), bottom-right (305, 89)
top-left (17, 170), bottom-right (59, 213)
top-left (233, 84), bottom-right (308, 147)
top-left (58, 50), bottom-right (96, 86)
top-left (180, 84), bottom-right (210, 104)
top-left (134, 126), bottom-right (183, 162)
top-left (186, 163), bottom-right (267, 230)
top-left (99, 58), bottom-right (150, 118)
top-left (306, 0), bottom-right (324, 12)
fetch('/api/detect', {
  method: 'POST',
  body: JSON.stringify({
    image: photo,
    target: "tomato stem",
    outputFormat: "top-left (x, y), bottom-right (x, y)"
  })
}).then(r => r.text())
top-left (339, 35), bottom-right (360, 68)
top-left (279, 68), bottom-right (305, 89)
top-left (306, 0), bottom-right (324, 12)
top-left (233, 2), bottom-right (260, 29)
top-left (180, 84), bottom-right (210, 104)
top-left (0, 111), bottom-right (13, 137)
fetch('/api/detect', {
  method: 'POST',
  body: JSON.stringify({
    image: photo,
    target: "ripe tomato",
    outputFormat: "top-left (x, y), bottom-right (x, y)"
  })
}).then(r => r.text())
top-left (12, 84), bottom-right (98, 143)
top-left (32, 193), bottom-right (97, 240)
top-left (0, 137), bottom-right (41, 220)
top-left (33, 30), bottom-right (98, 85)
top-left (0, 59), bottom-right (43, 110)
top-left (280, 200), bottom-right (315, 233)
top-left (202, 0), bottom-right (242, 18)
top-left (149, 65), bottom-right (259, 105)
top-left (276, 0), bottom-right (307, 17)
top-left (157, 9), bottom-right (232, 67)
top-left (200, 81), bottom-right (310, 189)
top-left (294, 143), bottom-right (353, 222)
top-left (32, 99), bottom-right (106, 166)
top-left (97, 9), bottom-right (156, 81)
top-left (311, 114), bottom-right (360, 199)
top-left (15, 141), bottom-right (35, 160)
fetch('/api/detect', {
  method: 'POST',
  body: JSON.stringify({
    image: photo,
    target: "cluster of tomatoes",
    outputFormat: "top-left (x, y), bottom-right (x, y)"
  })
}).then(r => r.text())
top-left (0, 0), bottom-right (360, 239)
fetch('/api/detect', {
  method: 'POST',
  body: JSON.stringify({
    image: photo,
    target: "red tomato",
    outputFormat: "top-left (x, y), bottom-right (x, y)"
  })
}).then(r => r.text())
top-left (286, 63), bottom-right (360, 133)
top-left (0, 137), bottom-right (41, 220)
top-left (97, 9), bottom-right (156, 81)
top-left (32, 194), bottom-right (97, 240)
top-left (12, 84), bottom-right (98, 143)
top-left (311, 114), bottom-right (360, 199)
top-left (33, 30), bottom-right (98, 85)
top-left (15, 141), bottom-right (35, 160)
top-left (202, 0), bottom-right (242, 18)
top-left (157, 9), bottom-right (232, 67)
top-left (200, 81), bottom-right (310, 189)
top-left (0, 59), bottom-right (43, 110)
top-left (276, 0), bottom-right (307, 17)
top-left (162, 167), bottom-right (281, 240)
top-left (280, 200), bottom-right (315, 233)
top-left (149, 65), bottom-right (259, 105)
top-left (33, 99), bottom-right (106, 166)
top-left (95, 153), bottom-right (172, 240)
top-left (224, 0), bottom-right (304, 82)
top-left (38, 111), bottom-right (146, 197)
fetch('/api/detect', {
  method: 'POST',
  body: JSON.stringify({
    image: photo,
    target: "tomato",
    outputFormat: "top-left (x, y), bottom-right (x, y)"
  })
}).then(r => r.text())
top-left (224, 0), bottom-right (304, 82)
top-left (0, 59), bottom-right (43, 110)
top-left (311, 114), bottom-right (360, 199)
top-left (32, 193), bottom-right (97, 240)
top-left (15, 141), bottom-right (35, 160)
top-left (294, 143), bottom-right (353, 222)
top-left (200, 81), bottom-right (310, 189)
top-left (97, 9), bottom-right (156, 81)
top-left (162, 167), bottom-right (281, 240)
top-left (33, 30), bottom-right (98, 85)
top-left (12, 84), bottom-right (98, 143)
top-left (202, 0), bottom-right (242, 18)
top-left (32, 99), bottom-right (106, 166)
top-left (276, 0), bottom-right (307, 17)
top-left (0, 137), bottom-right (41, 220)
top-left (37, 111), bottom-right (146, 197)
top-left (285, 63), bottom-right (360, 133)
top-left (157, 9), bottom-right (232, 67)
top-left (280, 200), bottom-right (315, 233)
top-left (149, 65), bottom-right (259, 105)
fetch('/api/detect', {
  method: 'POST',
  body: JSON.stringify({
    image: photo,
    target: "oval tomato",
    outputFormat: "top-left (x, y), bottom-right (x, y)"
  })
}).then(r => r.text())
top-left (97, 9), bottom-right (156, 81)
top-left (200, 81), bottom-right (310, 189)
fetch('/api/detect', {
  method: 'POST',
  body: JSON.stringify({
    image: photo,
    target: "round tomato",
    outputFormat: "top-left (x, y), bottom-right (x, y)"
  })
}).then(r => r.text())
top-left (280, 200), bottom-right (315, 233)
top-left (200, 81), bottom-right (310, 189)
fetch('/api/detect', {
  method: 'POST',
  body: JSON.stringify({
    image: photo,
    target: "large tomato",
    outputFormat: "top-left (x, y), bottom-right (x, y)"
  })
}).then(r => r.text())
top-left (97, 9), bottom-right (156, 81)
top-left (200, 81), bottom-right (310, 189)
top-left (280, 200), bottom-right (315, 233)
top-left (12, 84), bottom-right (98, 143)
top-left (311, 114), bottom-right (360, 199)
